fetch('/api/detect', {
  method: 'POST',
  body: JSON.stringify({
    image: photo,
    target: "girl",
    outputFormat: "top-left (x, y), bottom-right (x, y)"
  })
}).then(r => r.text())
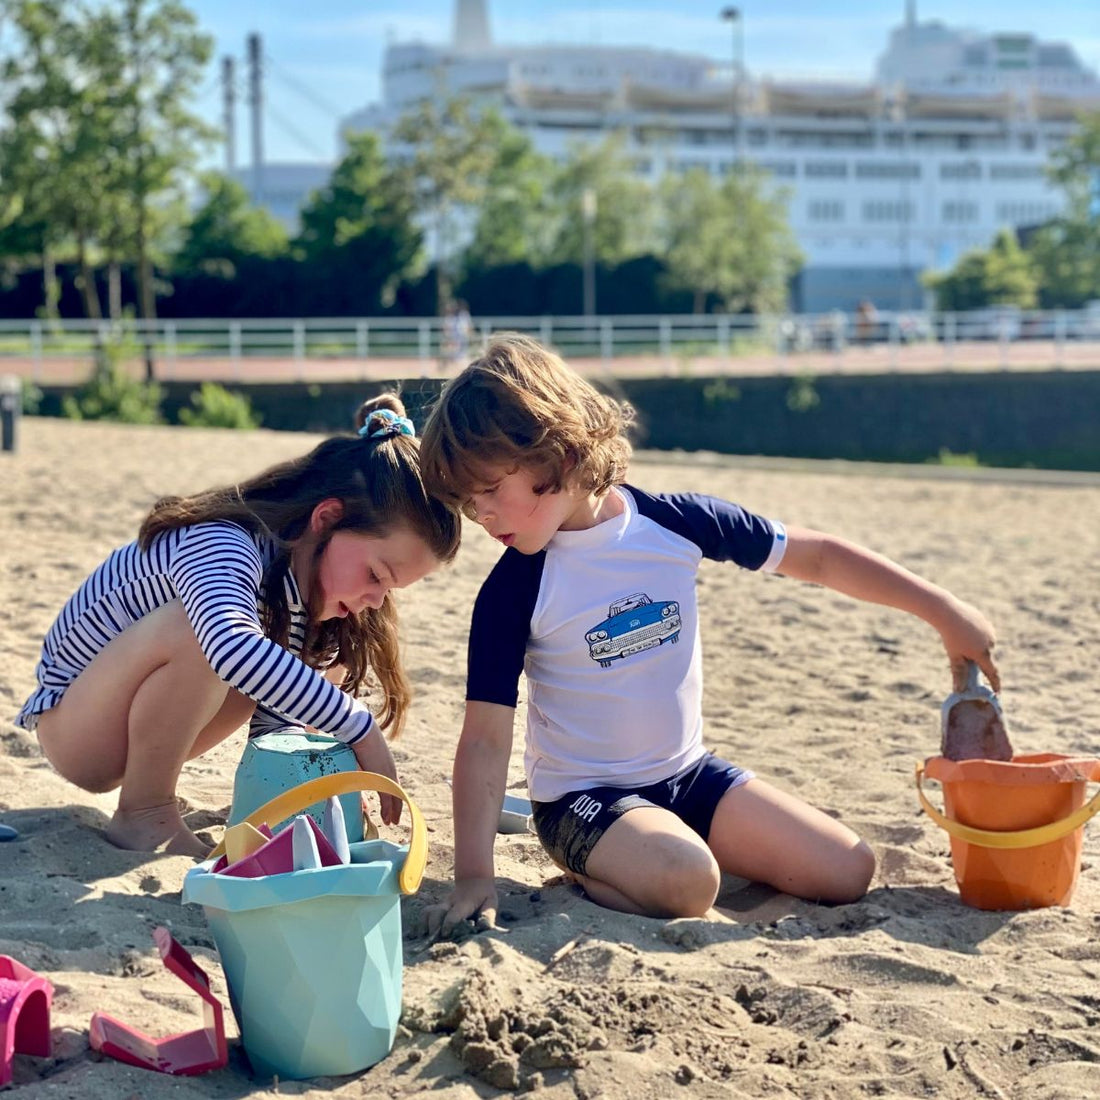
top-left (419, 334), bottom-right (1000, 928)
top-left (16, 396), bottom-right (461, 855)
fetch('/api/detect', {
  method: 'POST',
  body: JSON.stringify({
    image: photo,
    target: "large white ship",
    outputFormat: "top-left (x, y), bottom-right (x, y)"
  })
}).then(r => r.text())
top-left (341, 0), bottom-right (1099, 312)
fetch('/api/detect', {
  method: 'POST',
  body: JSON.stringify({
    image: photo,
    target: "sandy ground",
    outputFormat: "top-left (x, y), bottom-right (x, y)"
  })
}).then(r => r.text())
top-left (1, 418), bottom-right (1099, 1100)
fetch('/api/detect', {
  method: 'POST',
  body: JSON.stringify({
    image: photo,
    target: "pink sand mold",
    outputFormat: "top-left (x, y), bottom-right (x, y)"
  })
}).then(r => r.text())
top-left (0, 955), bottom-right (53, 1087)
top-left (217, 814), bottom-right (341, 878)
top-left (88, 926), bottom-right (227, 1076)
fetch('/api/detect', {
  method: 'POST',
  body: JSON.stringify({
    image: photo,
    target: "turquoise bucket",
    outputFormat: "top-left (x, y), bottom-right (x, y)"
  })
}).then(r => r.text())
top-left (229, 729), bottom-right (365, 843)
top-left (186, 774), bottom-right (427, 1080)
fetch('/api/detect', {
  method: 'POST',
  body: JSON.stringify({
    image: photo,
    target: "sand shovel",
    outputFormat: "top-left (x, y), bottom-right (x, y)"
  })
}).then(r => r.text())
top-left (940, 659), bottom-right (1013, 761)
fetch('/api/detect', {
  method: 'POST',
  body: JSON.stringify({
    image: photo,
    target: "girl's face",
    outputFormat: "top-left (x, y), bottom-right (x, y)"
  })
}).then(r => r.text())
top-left (312, 526), bottom-right (440, 620)
top-left (466, 464), bottom-right (599, 555)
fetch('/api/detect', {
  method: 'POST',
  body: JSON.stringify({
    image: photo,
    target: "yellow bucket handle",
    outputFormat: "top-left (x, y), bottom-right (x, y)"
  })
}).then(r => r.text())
top-left (916, 762), bottom-right (1100, 850)
top-left (208, 772), bottom-right (427, 894)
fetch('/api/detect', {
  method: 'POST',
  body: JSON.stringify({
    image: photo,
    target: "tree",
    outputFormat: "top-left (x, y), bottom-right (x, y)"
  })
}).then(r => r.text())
top-left (926, 229), bottom-right (1038, 311)
top-left (0, 0), bottom-right (215, 376)
top-left (545, 133), bottom-right (657, 267)
top-left (659, 165), bottom-right (801, 314)
top-left (389, 94), bottom-right (503, 310)
top-left (294, 131), bottom-right (421, 313)
top-left (1026, 110), bottom-right (1100, 308)
top-left (463, 120), bottom-right (555, 271)
top-left (176, 172), bottom-right (289, 276)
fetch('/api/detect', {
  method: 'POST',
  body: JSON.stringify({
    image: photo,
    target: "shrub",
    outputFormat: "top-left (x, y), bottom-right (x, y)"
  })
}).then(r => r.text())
top-left (178, 382), bottom-right (261, 429)
top-left (62, 364), bottom-right (163, 424)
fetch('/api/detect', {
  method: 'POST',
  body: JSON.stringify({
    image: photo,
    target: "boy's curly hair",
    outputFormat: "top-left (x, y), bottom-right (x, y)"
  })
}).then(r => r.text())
top-left (420, 333), bottom-right (634, 513)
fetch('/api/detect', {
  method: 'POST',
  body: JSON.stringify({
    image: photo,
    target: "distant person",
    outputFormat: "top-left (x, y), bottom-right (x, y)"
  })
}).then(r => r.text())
top-left (856, 299), bottom-right (878, 346)
top-left (419, 333), bottom-right (1000, 929)
top-left (15, 396), bottom-right (460, 854)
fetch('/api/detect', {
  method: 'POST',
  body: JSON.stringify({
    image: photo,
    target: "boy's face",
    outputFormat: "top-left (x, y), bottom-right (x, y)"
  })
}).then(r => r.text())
top-left (467, 464), bottom-right (590, 555)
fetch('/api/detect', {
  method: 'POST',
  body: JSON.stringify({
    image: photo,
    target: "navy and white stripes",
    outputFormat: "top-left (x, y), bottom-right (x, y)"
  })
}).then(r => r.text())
top-left (15, 520), bottom-right (375, 746)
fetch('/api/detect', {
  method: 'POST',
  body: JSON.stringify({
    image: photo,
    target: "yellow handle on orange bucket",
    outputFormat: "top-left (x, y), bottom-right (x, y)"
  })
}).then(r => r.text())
top-left (915, 762), bottom-right (1100, 850)
top-left (208, 772), bottom-right (427, 894)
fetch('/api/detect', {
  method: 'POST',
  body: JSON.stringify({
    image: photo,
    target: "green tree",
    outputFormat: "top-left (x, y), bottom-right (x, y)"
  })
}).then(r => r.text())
top-left (546, 133), bottom-right (656, 267)
top-left (1027, 111), bottom-right (1100, 308)
top-left (177, 172), bottom-right (288, 275)
top-left (294, 131), bottom-right (421, 312)
top-left (926, 229), bottom-right (1038, 311)
top-left (659, 165), bottom-right (801, 314)
top-left (389, 94), bottom-right (503, 309)
top-left (464, 120), bottom-right (555, 270)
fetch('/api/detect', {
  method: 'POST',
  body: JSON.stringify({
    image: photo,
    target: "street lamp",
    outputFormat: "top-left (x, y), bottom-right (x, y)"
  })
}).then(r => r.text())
top-left (720, 7), bottom-right (744, 171)
top-left (581, 186), bottom-right (597, 319)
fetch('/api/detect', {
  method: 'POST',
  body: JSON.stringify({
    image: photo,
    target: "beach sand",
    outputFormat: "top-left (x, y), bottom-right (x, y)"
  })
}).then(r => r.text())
top-left (2, 417), bottom-right (1098, 1099)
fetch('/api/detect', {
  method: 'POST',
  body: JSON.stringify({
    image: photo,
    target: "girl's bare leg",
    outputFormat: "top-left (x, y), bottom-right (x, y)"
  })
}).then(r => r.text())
top-left (707, 778), bottom-right (875, 903)
top-left (35, 600), bottom-right (256, 855)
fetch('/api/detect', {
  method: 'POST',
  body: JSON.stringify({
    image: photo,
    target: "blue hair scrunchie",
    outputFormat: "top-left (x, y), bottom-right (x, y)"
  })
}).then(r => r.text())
top-left (358, 408), bottom-right (415, 440)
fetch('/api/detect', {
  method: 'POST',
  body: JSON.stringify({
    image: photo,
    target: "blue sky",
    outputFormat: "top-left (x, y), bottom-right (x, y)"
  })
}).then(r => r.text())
top-left (184, 1), bottom-right (1100, 166)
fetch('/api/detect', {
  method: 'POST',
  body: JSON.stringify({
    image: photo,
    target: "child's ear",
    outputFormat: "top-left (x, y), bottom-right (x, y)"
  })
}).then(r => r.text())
top-left (309, 498), bottom-right (345, 533)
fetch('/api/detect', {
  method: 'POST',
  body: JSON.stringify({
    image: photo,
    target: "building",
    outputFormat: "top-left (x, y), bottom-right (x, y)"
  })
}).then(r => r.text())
top-left (338, 0), bottom-right (1099, 312)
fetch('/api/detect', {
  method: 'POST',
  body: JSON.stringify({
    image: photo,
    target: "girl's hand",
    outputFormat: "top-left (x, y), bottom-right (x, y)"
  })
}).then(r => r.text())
top-left (937, 596), bottom-right (1000, 692)
top-left (424, 877), bottom-right (500, 939)
top-left (351, 729), bottom-right (403, 825)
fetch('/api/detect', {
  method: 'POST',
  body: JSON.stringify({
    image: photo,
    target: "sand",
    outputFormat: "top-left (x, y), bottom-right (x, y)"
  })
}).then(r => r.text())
top-left (2, 417), bottom-right (1099, 1100)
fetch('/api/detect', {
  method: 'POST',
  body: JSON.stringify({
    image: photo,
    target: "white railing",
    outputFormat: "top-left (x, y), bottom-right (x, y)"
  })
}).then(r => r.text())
top-left (1, 307), bottom-right (1098, 383)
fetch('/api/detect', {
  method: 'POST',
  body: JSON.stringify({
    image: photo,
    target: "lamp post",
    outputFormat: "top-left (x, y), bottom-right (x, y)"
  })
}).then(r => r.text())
top-left (581, 186), bottom-right (597, 319)
top-left (720, 7), bottom-right (743, 171)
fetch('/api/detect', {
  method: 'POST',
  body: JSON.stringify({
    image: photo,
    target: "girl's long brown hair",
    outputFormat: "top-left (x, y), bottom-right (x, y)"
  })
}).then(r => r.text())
top-left (139, 394), bottom-right (460, 737)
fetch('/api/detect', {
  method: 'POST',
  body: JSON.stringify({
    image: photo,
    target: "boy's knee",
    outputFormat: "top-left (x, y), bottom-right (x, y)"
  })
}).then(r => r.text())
top-left (658, 847), bottom-right (721, 917)
top-left (826, 840), bottom-right (876, 904)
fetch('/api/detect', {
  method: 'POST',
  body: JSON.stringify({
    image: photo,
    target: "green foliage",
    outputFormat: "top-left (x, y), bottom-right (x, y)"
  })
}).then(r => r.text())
top-left (546, 134), bottom-right (658, 267)
top-left (925, 230), bottom-right (1038, 311)
top-left (295, 131), bottom-right (421, 311)
top-left (785, 372), bottom-right (820, 413)
top-left (177, 382), bottom-right (260, 429)
top-left (929, 448), bottom-right (981, 467)
top-left (63, 364), bottom-right (163, 424)
top-left (177, 173), bottom-right (288, 275)
top-left (702, 378), bottom-right (741, 405)
top-left (20, 377), bottom-right (43, 415)
top-left (658, 165), bottom-right (802, 314)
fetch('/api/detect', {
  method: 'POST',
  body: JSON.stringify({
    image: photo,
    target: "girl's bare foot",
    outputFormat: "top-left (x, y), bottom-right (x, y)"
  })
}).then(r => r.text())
top-left (106, 802), bottom-right (210, 857)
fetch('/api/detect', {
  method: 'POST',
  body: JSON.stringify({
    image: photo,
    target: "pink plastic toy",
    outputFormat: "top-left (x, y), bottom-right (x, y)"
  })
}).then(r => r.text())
top-left (216, 814), bottom-right (341, 878)
top-left (0, 955), bottom-right (52, 1087)
top-left (89, 927), bottom-right (226, 1076)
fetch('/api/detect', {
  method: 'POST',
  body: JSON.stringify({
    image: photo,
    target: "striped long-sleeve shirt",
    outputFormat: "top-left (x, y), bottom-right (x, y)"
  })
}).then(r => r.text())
top-left (15, 520), bottom-right (375, 746)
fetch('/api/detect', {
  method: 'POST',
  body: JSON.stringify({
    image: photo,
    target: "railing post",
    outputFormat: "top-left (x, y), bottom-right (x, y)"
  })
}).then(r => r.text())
top-left (540, 316), bottom-right (552, 349)
top-left (29, 320), bottom-right (43, 384)
top-left (659, 317), bottom-right (672, 370)
top-left (293, 320), bottom-right (305, 373)
top-left (1054, 310), bottom-right (1066, 369)
top-left (944, 312), bottom-right (955, 370)
top-left (601, 317), bottom-right (613, 364)
top-left (165, 322), bottom-right (177, 378)
top-left (356, 320), bottom-right (369, 360)
top-left (888, 312), bottom-right (899, 371)
top-left (419, 320), bottom-right (431, 366)
top-left (229, 321), bottom-right (242, 380)
top-left (718, 316), bottom-right (731, 370)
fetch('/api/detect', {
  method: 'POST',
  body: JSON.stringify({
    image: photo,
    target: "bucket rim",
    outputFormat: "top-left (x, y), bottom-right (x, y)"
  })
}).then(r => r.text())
top-left (923, 753), bottom-right (1100, 786)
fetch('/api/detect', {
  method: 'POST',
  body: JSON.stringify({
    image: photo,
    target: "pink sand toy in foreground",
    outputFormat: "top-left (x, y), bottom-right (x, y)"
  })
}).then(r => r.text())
top-left (0, 955), bottom-right (53, 1087)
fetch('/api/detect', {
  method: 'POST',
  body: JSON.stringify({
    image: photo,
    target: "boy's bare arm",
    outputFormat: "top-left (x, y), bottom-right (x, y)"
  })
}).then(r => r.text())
top-left (776, 526), bottom-right (999, 691)
top-left (435, 700), bottom-right (515, 934)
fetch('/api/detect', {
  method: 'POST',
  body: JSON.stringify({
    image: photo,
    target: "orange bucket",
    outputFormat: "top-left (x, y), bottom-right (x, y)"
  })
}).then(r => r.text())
top-left (917, 754), bottom-right (1100, 911)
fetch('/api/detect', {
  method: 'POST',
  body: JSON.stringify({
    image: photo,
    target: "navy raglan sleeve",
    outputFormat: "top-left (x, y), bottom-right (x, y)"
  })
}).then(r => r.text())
top-left (467, 548), bottom-right (545, 707)
top-left (627, 484), bottom-right (786, 570)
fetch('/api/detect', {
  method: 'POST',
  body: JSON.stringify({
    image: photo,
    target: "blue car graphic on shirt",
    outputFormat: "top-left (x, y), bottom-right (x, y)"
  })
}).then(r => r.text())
top-left (585, 592), bottom-right (681, 668)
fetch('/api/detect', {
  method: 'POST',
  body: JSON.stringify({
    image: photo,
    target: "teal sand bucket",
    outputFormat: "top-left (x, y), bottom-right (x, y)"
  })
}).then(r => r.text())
top-left (184, 774), bottom-right (426, 1080)
top-left (229, 729), bottom-right (366, 843)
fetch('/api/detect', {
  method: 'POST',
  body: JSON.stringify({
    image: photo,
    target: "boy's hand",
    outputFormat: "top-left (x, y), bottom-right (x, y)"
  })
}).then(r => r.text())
top-left (425, 878), bottom-right (499, 939)
top-left (938, 596), bottom-right (1000, 693)
top-left (351, 729), bottom-right (403, 825)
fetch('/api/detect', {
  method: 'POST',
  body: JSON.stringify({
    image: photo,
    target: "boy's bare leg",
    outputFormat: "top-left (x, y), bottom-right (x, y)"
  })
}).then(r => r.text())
top-left (706, 779), bottom-right (875, 904)
top-left (35, 600), bottom-right (255, 855)
top-left (574, 807), bottom-right (722, 918)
